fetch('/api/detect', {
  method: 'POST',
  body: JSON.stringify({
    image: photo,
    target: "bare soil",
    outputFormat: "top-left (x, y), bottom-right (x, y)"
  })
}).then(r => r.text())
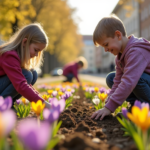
top-left (54, 89), bottom-right (138, 150)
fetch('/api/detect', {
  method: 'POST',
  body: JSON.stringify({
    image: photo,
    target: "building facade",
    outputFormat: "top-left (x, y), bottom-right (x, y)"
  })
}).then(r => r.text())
top-left (140, 0), bottom-right (150, 40)
top-left (82, 35), bottom-right (97, 73)
top-left (112, 0), bottom-right (140, 37)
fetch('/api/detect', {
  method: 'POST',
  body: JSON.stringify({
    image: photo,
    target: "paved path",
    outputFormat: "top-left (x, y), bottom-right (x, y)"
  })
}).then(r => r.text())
top-left (36, 74), bottom-right (107, 87)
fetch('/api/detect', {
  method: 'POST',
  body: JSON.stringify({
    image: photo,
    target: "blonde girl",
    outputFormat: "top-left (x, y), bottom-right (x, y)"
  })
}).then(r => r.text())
top-left (0, 23), bottom-right (50, 108)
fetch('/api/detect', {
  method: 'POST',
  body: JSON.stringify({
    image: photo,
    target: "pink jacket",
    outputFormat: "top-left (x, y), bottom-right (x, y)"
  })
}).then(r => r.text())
top-left (0, 50), bottom-right (44, 102)
top-left (63, 62), bottom-right (79, 82)
top-left (105, 35), bottom-right (150, 112)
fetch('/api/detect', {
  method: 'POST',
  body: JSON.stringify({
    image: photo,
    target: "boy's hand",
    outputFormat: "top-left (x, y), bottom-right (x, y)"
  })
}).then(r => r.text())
top-left (91, 107), bottom-right (111, 120)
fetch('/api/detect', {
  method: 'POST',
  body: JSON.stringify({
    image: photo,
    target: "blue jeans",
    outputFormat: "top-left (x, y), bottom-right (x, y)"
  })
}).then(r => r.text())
top-left (106, 71), bottom-right (150, 105)
top-left (64, 73), bottom-right (74, 82)
top-left (0, 69), bottom-right (38, 103)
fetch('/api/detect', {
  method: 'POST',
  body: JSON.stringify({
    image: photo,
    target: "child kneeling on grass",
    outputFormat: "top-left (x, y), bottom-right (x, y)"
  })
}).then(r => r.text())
top-left (91, 14), bottom-right (150, 120)
top-left (63, 56), bottom-right (87, 87)
top-left (0, 23), bottom-right (50, 108)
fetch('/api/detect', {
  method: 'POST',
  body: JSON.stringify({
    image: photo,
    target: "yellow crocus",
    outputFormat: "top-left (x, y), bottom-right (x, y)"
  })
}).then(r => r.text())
top-left (0, 113), bottom-right (4, 138)
top-left (83, 87), bottom-right (86, 91)
top-left (42, 94), bottom-right (49, 100)
top-left (67, 89), bottom-right (71, 92)
top-left (21, 98), bottom-right (26, 104)
top-left (58, 91), bottom-right (64, 96)
top-left (55, 88), bottom-right (60, 92)
top-left (98, 93), bottom-right (108, 102)
top-left (127, 106), bottom-right (150, 131)
top-left (31, 100), bottom-right (45, 116)
top-left (94, 87), bottom-right (99, 93)
top-left (47, 90), bottom-right (53, 95)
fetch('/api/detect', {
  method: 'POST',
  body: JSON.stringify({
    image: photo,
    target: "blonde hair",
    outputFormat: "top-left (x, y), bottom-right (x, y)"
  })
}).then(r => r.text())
top-left (93, 14), bottom-right (126, 46)
top-left (0, 23), bottom-right (48, 70)
top-left (76, 56), bottom-right (88, 69)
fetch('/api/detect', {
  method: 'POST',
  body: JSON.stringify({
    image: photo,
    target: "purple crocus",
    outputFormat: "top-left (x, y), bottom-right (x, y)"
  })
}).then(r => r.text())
top-left (61, 87), bottom-right (66, 93)
top-left (73, 84), bottom-right (78, 89)
top-left (141, 102), bottom-right (149, 109)
top-left (17, 119), bottom-right (51, 150)
top-left (99, 87), bottom-right (106, 93)
top-left (43, 106), bottom-right (60, 123)
top-left (61, 92), bottom-right (71, 100)
top-left (89, 87), bottom-right (94, 93)
top-left (122, 107), bottom-right (128, 119)
top-left (51, 98), bottom-right (65, 113)
top-left (16, 99), bottom-right (21, 105)
top-left (0, 110), bottom-right (16, 138)
top-left (134, 100), bottom-right (142, 109)
top-left (0, 96), bottom-right (12, 112)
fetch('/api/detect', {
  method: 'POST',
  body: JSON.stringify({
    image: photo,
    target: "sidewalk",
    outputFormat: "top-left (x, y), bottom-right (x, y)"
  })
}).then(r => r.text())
top-left (36, 73), bottom-right (107, 87)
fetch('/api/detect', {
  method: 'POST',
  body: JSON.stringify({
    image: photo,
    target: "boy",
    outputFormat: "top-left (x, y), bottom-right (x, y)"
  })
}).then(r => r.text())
top-left (91, 15), bottom-right (150, 120)
top-left (63, 56), bottom-right (87, 86)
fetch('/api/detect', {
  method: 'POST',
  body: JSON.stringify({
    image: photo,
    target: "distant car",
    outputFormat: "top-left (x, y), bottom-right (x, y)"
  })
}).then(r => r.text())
top-left (50, 68), bottom-right (63, 76)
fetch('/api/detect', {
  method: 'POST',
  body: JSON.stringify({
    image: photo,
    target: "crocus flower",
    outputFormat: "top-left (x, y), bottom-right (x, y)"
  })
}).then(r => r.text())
top-left (71, 89), bottom-right (75, 94)
top-left (92, 98), bottom-right (100, 105)
top-left (55, 87), bottom-right (60, 92)
top-left (61, 87), bottom-right (66, 93)
top-left (66, 89), bottom-right (71, 92)
top-left (43, 107), bottom-right (60, 123)
top-left (83, 87), bottom-right (86, 91)
top-left (73, 84), bottom-right (78, 89)
top-left (42, 94), bottom-right (50, 101)
top-left (58, 91), bottom-right (64, 97)
top-left (51, 98), bottom-right (65, 113)
top-left (52, 91), bottom-right (57, 97)
top-left (0, 96), bottom-right (12, 112)
top-left (0, 110), bottom-right (16, 139)
top-left (98, 93), bottom-right (108, 102)
top-left (122, 107), bottom-right (128, 118)
top-left (61, 92), bottom-right (71, 100)
top-left (31, 100), bottom-right (45, 116)
top-left (16, 99), bottom-right (21, 105)
top-left (47, 90), bottom-right (53, 95)
top-left (89, 87), bottom-right (94, 93)
top-left (17, 119), bottom-right (50, 150)
top-left (127, 106), bottom-right (150, 131)
top-left (141, 103), bottom-right (149, 109)
top-left (134, 100), bottom-right (141, 109)
top-left (94, 87), bottom-right (99, 93)
top-left (99, 87), bottom-right (106, 93)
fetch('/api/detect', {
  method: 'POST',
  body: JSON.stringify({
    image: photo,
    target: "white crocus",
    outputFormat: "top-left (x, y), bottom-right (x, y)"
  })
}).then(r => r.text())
top-left (92, 98), bottom-right (100, 105)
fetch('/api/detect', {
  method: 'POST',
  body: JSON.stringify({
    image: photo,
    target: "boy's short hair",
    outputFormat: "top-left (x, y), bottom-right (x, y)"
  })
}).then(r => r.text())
top-left (93, 14), bottom-right (127, 46)
top-left (76, 56), bottom-right (88, 69)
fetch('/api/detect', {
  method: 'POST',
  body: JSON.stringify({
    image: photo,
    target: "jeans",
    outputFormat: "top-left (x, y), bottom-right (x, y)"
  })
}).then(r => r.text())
top-left (106, 71), bottom-right (150, 105)
top-left (64, 73), bottom-right (74, 82)
top-left (0, 69), bottom-right (38, 103)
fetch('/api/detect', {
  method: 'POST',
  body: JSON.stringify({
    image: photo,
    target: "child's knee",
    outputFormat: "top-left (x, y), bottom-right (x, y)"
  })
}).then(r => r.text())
top-left (31, 70), bottom-right (38, 84)
top-left (22, 69), bottom-right (33, 84)
top-left (106, 72), bottom-right (115, 88)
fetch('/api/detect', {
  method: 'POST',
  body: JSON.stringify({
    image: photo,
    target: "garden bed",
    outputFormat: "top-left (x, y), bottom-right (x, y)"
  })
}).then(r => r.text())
top-left (54, 89), bottom-right (137, 150)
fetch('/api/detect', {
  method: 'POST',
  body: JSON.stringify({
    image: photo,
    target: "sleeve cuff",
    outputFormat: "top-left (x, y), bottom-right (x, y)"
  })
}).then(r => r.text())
top-left (105, 99), bottom-right (119, 113)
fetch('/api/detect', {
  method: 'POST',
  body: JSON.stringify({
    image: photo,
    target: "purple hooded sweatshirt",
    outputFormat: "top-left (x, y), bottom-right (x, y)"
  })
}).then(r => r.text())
top-left (105, 35), bottom-right (150, 112)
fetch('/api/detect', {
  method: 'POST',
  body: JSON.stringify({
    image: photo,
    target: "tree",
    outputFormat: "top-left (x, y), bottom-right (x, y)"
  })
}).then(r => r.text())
top-left (0, 0), bottom-right (82, 64)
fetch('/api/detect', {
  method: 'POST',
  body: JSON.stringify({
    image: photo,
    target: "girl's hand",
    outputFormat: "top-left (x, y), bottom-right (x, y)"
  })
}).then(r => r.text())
top-left (91, 107), bottom-right (111, 120)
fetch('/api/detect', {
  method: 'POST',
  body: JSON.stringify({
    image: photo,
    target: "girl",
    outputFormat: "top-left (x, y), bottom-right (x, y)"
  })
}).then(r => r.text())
top-left (0, 23), bottom-right (50, 108)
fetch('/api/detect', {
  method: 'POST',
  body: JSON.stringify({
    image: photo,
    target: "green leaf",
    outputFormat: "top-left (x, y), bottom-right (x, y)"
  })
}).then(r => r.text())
top-left (46, 136), bottom-right (60, 150)
top-left (52, 121), bottom-right (62, 137)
